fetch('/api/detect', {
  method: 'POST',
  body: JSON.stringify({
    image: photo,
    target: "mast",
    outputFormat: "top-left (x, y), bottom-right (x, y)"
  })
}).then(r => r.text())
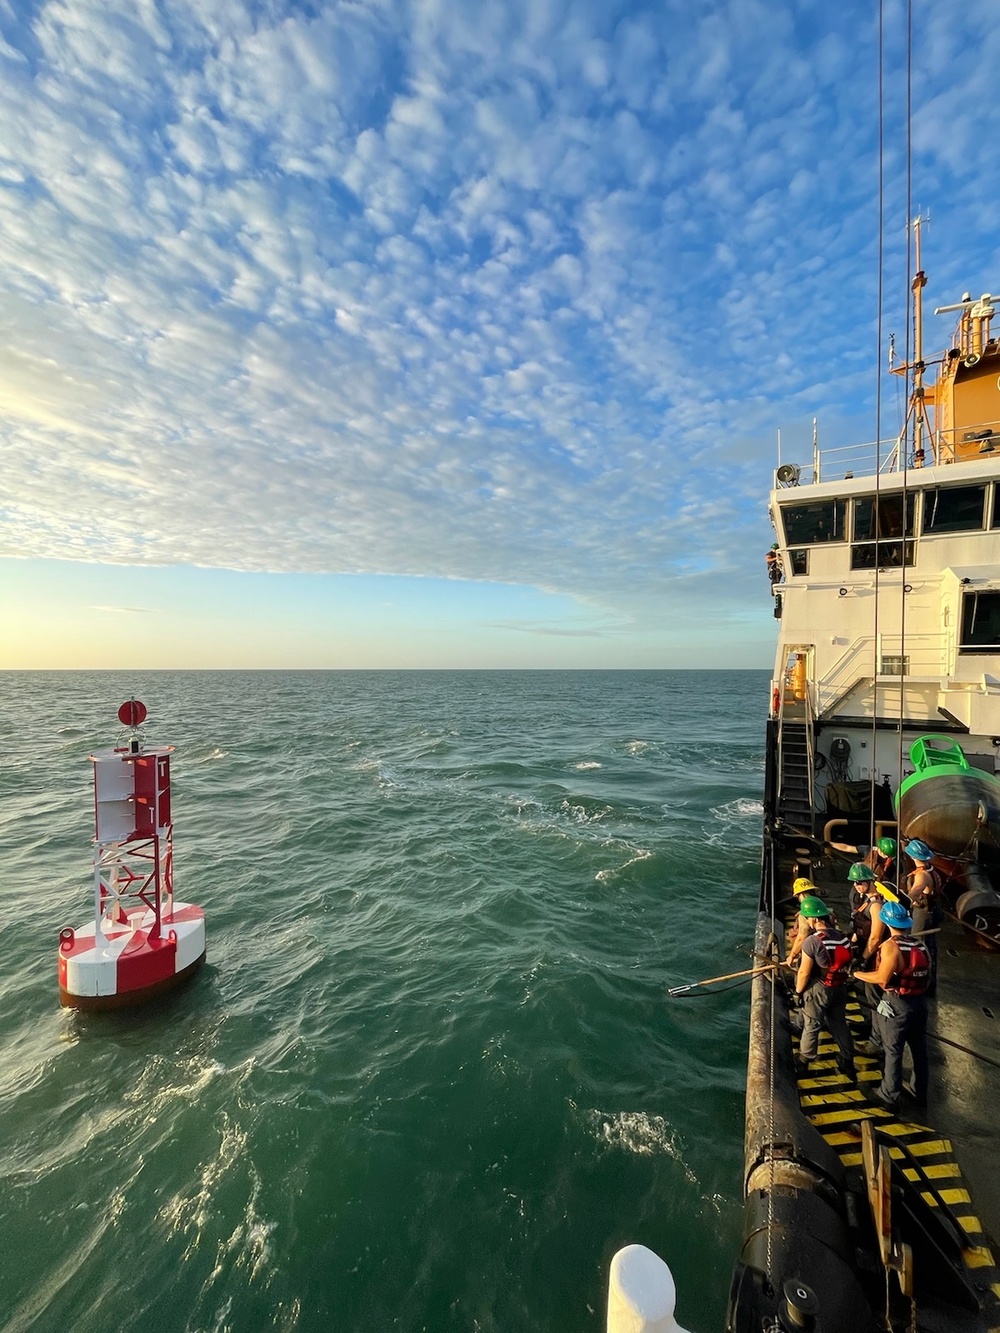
top-left (911, 216), bottom-right (928, 466)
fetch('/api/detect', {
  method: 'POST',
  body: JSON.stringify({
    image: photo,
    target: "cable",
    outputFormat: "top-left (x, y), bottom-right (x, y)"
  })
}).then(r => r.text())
top-left (897, 0), bottom-right (913, 789)
top-left (868, 0), bottom-right (885, 853)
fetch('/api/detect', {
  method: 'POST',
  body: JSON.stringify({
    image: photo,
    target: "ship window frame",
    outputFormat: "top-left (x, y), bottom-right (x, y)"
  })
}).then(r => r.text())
top-left (923, 484), bottom-right (987, 535)
top-left (991, 484), bottom-right (1000, 529)
top-left (852, 492), bottom-right (915, 542)
top-left (778, 499), bottom-right (847, 547)
top-left (849, 540), bottom-right (915, 571)
top-left (789, 549), bottom-right (809, 576)
top-left (959, 590), bottom-right (1000, 654)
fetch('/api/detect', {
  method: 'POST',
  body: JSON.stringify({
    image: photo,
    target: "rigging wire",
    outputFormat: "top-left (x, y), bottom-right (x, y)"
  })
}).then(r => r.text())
top-left (897, 0), bottom-right (914, 791)
top-left (869, 0), bottom-right (885, 851)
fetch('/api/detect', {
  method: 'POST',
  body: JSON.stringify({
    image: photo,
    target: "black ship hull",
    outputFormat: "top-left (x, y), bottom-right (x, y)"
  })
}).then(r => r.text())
top-left (728, 722), bottom-right (1000, 1333)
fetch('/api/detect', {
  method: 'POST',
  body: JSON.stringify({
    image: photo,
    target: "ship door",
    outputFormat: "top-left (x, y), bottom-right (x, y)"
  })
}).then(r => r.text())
top-left (780, 645), bottom-right (814, 715)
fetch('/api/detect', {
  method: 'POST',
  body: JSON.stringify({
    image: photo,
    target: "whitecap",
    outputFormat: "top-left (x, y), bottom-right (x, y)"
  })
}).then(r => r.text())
top-left (573, 760), bottom-right (602, 770)
top-left (584, 1108), bottom-right (697, 1182)
top-left (704, 796), bottom-right (764, 848)
top-left (595, 847), bottom-right (653, 882)
top-left (559, 798), bottom-right (613, 824)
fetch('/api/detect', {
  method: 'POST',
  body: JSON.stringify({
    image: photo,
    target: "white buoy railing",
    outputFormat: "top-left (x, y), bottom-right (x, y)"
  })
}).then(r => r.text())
top-left (606, 1245), bottom-right (694, 1333)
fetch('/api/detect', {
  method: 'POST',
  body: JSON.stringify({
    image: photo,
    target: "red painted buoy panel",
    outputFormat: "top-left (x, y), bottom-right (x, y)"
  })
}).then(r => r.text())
top-left (118, 700), bottom-right (147, 727)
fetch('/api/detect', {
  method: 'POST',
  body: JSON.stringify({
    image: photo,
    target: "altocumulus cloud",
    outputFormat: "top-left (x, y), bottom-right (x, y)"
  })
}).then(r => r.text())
top-left (0, 0), bottom-right (998, 614)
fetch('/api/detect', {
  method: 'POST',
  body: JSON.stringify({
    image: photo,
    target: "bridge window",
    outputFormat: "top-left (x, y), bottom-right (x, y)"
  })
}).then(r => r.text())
top-left (789, 549), bottom-right (809, 575)
top-left (780, 499), bottom-right (846, 545)
top-left (960, 591), bottom-right (1000, 653)
top-left (850, 540), bottom-right (914, 570)
top-left (924, 484), bottom-right (986, 534)
top-left (853, 493), bottom-right (915, 540)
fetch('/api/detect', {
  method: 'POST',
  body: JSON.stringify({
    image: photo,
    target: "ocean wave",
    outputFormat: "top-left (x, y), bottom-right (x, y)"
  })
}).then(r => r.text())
top-left (594, 846), bottom-right (654, 883)
top-left (704, 796), bottom-right (764, 848)
top-left (159, 1112), bottom-right (250, 1251)
top-left (712, 797), bottom-right (763, 819)
top-left (584, 1108), bottom-right (696, 1179)
top-left (559, 796), bottom-right (614, 824)
top-left (572, 760), bottom-right (602, 770)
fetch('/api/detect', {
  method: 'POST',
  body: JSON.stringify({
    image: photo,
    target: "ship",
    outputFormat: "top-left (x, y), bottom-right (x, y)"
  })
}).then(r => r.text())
top-left (727, 223), bottom-right (1000, 1332)
top-left (603, 233), bottom-right (1000, 1333)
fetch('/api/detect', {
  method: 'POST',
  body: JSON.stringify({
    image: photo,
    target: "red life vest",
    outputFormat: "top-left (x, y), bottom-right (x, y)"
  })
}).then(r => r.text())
top-left (816, 928), bottom-right (853, 989)
top-left (886, 937), bottom-right (931, 996)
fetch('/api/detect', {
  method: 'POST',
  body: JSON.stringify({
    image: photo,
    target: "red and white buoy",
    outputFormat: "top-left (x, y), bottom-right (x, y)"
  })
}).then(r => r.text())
top-left (58, 700), bottom-right (206, 1010)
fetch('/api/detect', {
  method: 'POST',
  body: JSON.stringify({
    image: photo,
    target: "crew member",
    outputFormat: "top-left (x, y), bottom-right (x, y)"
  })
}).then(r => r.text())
top-left (904, 837), bottom-right (943, 989)
top-left (846, 863), bottom-right (890, 1042)
top-left (854, 901), bottom-right (931, 1108)
top-left (766, 544), bottom-right (783, 587)
top-left (847, 863), bottom-right (881, 959)
top-left (792, 896), bottom-right (856, 1078)
top-left (785, 877), bottom-right (819, 968)
top-left (828, 835), bottom-right (898, 886)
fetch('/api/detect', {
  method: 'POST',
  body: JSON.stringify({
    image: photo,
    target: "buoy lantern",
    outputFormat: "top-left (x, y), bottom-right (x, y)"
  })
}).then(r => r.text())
top-left (58, 701), bottom-right (206, 1010)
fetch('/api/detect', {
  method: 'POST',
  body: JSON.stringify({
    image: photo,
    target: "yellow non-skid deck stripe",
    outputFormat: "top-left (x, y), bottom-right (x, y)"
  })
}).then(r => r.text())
top-left (795, 1021), bottom-right (1000, 1293)
top-left (964, 1246), bottom-right (995, 1268)
top-left (808, 1106), bottom-right (894, 1126)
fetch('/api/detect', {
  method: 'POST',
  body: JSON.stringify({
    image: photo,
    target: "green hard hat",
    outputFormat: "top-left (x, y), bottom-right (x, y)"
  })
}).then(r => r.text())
top-left (771, 542), bottom-right (780, 550)
top-left (799, 895), bottom-right (830, 918)
top-left (876, 837), bottom-right (897, 858)
top-left (848, 862), bottom-right (875, 882)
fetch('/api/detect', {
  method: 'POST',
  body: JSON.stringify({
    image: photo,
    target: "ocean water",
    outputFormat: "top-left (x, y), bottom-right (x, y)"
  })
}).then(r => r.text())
top-left (0, 670), bottom-right (768, 1333)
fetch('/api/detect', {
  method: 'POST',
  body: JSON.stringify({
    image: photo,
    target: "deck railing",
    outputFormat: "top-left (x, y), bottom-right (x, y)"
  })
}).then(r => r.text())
top-left (817, 630), bottom-right (953, 716)
top-left (774, 416), bottom-right (1000, 487)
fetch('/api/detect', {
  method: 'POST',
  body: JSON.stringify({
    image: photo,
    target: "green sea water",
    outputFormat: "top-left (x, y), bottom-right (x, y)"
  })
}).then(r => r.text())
top-left (0, 670), bottom-right (768, 1332)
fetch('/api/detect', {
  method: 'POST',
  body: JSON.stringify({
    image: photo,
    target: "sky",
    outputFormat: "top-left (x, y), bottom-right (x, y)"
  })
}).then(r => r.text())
top-left (1, 0), bottom-right (998, 669)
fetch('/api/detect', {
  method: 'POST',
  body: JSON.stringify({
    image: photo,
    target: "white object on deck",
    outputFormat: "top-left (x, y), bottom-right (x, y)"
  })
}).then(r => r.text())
top-left (606, 1245), bottom-right (693, 1333)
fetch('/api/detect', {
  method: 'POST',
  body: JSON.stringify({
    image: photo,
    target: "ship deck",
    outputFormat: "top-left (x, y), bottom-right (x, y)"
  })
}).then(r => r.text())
top-left (782, 853), bottom-right (1000, 1326)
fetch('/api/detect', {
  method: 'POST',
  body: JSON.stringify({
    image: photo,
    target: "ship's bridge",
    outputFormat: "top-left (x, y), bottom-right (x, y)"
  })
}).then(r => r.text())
top-left (770, 454), bottom-right (1000, 736)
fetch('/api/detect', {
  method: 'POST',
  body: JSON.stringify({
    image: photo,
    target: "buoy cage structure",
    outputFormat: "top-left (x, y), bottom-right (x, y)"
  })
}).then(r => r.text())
top-left (58, 701), bottom-right (206, 1010)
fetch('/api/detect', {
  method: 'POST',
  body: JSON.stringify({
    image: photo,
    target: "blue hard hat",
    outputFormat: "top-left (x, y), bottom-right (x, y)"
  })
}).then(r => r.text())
top-left (880, 901), bottom-right (914, 930)
top-left (904, 838), bottom-right (934, 861)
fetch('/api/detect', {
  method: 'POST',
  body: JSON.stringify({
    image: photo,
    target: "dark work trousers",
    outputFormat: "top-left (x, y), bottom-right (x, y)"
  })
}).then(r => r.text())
top-left (863, 981), bottom-right (884, 1042)
top-left (799, 981), bottom-right (856, 1074)
top-left (874, 992), bottom-right (929, 1104)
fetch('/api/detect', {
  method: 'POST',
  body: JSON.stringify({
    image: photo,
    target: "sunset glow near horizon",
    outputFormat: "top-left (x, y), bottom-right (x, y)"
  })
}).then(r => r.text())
top-left (2, 1), bottom-right (998, 669)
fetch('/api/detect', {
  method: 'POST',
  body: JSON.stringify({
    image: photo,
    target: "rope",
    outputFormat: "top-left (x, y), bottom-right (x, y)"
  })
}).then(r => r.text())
top-left (897, 0), bottom-right (913, 786)
top-left (868, 0), bottom-right (886, 851)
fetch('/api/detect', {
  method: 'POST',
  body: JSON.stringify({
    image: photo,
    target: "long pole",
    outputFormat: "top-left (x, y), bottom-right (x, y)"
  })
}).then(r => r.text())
top-left (667, 963), bottom-right (778, 996)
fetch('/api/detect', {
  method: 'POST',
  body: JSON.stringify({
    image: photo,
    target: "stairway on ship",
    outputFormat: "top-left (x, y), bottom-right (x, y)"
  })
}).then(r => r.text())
top-left (778, 704), bottom-right (813, 832)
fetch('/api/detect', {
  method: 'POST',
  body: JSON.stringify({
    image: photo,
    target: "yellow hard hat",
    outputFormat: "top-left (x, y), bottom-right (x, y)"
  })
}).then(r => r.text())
top-left (792, 877), bottom-right (816, 895)
top-left (873, 880), bottom-right (900, 904)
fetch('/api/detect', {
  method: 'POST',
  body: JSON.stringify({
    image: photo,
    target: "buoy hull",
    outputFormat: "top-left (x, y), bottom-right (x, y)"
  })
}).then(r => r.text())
top-left (898, 770), bottom-right (1000, 857)
top-left (58, 902), bottom-right (206, 1010)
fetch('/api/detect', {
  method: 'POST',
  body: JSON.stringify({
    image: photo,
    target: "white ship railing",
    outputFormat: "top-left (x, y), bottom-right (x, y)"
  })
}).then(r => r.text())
top-left (774, 415), bottom-right (1000, 487)
top-left (817, 630), bottom-right (953, 716)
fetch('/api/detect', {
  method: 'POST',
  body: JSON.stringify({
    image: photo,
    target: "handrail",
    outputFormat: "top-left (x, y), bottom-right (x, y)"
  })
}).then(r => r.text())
top-left (804, 681), bottom-right (816, 817)
top-left (775, 414), bottom-right (1000, 486)
top-left (819, 631), bottom-right (951, 712)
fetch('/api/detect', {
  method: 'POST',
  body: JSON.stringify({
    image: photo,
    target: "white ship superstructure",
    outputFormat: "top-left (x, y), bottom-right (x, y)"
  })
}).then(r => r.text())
top-left (769, 257), bottom-right (1000, 836)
